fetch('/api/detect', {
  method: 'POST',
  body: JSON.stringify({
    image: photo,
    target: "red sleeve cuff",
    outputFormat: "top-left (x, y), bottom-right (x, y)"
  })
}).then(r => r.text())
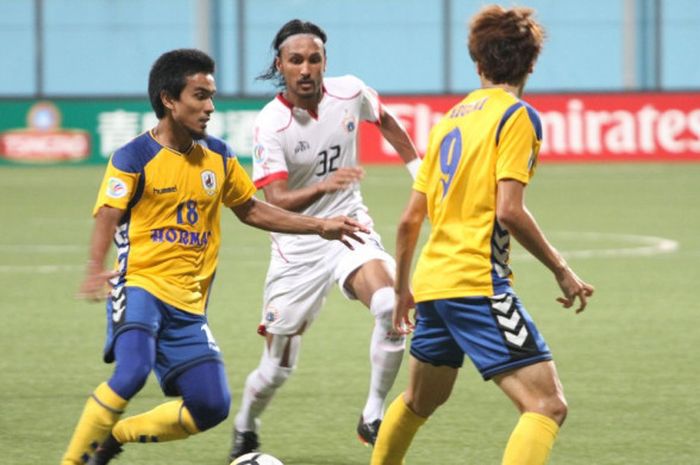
top-left (254, 171), bottom-right (288, 188)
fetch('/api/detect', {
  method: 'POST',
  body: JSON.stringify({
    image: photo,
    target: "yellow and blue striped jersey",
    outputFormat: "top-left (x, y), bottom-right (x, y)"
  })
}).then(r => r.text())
top-left (93, 130), bottom-right (256, 314)
top-left (412, 87), bottom-right (542, 302)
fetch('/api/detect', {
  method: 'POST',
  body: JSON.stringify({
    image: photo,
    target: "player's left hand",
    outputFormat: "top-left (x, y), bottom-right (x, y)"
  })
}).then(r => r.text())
top-left (555, 266), bottom-right (595, 314)
top-left (319, 216), bottom-right (370, 249)
top-left (319, 167), bottom-right (365, 193)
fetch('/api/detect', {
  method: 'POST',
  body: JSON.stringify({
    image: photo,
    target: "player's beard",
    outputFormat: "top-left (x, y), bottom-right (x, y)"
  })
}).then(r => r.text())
top-left (294, 79), bottom-right (321, 100)
top-left (185, 119), bottom-right (209, 140)
top-left (187, 126), bottom-right (207, 140)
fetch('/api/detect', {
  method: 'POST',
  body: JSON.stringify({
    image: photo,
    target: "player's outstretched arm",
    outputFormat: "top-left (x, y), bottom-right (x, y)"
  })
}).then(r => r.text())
top-left (378, 107), bottom-right (421, 178)
top-left (496, 179), bottom-right (595, 313)
top-left (393, 190), bottom-right (427, 333)
top-left (261, 169), bottom-right (364, 213)
top-left (231, 197), bottom-right (369, 248)
top-left (77, 205), bottom-right (123, 302)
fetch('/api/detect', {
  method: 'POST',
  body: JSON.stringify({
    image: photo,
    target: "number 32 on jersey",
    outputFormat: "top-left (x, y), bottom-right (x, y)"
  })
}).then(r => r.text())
top-left (316, 144), bottom-right (341, 176)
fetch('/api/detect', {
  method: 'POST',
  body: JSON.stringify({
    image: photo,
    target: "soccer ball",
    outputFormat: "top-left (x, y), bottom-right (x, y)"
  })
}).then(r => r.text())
top-left (230, 452), bottom-right (284, 465)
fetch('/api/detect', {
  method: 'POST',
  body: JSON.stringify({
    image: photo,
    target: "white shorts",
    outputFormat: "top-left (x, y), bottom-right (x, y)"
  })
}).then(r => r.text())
top-left (260, 228), bottom-right (395, 335)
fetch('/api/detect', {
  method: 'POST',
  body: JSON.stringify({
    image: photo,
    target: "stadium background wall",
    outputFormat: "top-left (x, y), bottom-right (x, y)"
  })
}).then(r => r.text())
top-left (1, 92), bottom-right (699, 166)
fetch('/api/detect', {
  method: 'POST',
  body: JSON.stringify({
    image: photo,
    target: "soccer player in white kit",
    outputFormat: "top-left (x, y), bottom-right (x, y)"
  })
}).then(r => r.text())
top-left (229, 19), bottom-right (421, 460)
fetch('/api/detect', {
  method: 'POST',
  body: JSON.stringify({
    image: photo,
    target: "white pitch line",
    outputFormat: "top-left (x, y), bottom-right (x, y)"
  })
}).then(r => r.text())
top-left (0, 264), bottom-right (83, 274)
top-left (512, 232), bottom-right (679, 260)
top-left (0, 232), bottom-right (680, 273)
top-left (0, 245), bottom-right (82, 253)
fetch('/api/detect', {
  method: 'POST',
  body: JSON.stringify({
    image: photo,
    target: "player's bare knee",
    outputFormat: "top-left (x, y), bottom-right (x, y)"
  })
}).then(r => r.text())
top-left (403, 391), bottom-right (442, 419)
top-left (528, 392), bottom-right (567, 426)
top-left (371, 286), bottom-right (406, 349)
top-left (547, 393), bottom-right (568, 426)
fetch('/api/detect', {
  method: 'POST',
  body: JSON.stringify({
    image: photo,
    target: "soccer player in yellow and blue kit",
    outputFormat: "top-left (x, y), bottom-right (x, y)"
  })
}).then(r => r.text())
top-left (371, 6), bottom-right (595, 465)
top-left (60, 49), bottom-right (367, 465)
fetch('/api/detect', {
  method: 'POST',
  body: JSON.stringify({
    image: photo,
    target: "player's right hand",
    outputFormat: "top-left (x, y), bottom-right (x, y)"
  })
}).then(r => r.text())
top-left (77, 266), bottom-right (119, 302)
top-left (393, 289), bottom-right (416, 335)
top-left (554, 266), bottom-right (594, 314)
top-left (320, 166), bottom-right (364, 193)
top-left (319, 215), bottom-right (369, 249)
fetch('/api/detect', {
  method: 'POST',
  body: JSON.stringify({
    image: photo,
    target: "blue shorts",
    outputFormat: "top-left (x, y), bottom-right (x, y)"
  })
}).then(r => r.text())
top-left (410, 293), bottom-right (552, 380)
top-left (104, 286), bottom-right (222, 395)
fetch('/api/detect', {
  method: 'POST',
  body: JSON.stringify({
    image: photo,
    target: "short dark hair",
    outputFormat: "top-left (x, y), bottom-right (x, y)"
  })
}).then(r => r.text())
top-left (258, 19), bottom-right (327, 87)
top-left (468, 5), bottom-right (545, 86)
top-left (148, 48), bottom-right (215, 118)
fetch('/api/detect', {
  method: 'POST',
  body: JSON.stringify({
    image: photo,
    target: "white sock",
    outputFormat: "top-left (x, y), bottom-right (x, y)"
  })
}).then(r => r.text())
top-left (362, 287), bottom-right (405, 423)
top-left (234, 335), bottom-right (300, 432)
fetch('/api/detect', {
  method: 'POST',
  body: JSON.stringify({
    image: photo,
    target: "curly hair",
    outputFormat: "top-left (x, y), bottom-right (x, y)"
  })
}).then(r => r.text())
top-left (467, 5), bottom-right (545, 86)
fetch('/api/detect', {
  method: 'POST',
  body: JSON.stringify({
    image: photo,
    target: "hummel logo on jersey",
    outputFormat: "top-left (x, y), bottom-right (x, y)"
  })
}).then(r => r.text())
top-left (294, 140), bottom-right (310, 154)
top-left (154, 186), bottom-right (177, 195)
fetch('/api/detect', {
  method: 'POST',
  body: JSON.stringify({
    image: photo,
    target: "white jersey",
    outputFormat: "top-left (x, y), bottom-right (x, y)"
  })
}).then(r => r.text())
top-left (252, 75), bottom-right (382, 257)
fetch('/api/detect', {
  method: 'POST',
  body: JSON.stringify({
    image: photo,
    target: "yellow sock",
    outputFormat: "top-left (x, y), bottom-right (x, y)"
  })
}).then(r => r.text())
top-left (371, 394), bottom-right (428, 465)
top-left (61, 382), bottom-right (127, 465)
top-left (502, 412), bottom-right (560, 465)
top-left (112, 400), bottom-right (200, 444)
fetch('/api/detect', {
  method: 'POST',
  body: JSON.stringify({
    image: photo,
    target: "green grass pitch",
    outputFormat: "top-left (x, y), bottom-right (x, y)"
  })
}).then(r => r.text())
top-left (0, 163), bottom-right (698, 464)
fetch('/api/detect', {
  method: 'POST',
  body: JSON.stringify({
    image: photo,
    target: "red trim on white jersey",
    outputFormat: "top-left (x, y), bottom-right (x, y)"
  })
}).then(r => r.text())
top-left (276, 93), bottom-right (294, 110)
top-left (254, 171), bottom-right (288, 188)
top-left (277, 91), bottom-right (322, 122)
top-left (273, 94), bottom-right (295, 133)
